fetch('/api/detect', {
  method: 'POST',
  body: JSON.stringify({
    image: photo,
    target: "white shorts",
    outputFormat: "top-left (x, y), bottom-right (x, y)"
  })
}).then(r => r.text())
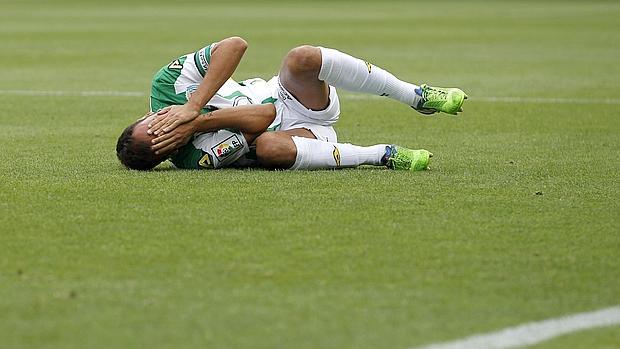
top-left (269, 76), bottom-right (340, 143)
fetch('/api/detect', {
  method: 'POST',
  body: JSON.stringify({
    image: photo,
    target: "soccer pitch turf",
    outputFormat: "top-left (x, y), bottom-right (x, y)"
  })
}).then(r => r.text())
top-left (1, 0), bottom-right (619, 348)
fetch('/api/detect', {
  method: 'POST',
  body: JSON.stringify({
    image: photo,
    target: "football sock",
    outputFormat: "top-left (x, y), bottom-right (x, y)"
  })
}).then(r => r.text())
top-left (290, 136), bottom-right (387, 170)
top-left (318, 47), bottom-right (423, 107)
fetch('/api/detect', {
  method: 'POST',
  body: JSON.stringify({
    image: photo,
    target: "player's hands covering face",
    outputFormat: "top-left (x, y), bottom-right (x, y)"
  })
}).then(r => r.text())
top-left (150, 119), bottom-right (198, 155)
top-left (147, 104), bottom-right (200, 136)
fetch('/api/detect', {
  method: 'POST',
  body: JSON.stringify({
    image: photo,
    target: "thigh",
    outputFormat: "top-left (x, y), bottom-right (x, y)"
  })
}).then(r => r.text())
top-left (274, 81), bottom-right (341, 130)
top-left (278, 46), bottom-right (330, 111)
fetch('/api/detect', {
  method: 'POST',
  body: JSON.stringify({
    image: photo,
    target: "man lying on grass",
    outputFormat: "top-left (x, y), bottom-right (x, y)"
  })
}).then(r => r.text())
top-left (116, 36), bottom-right (467, 171)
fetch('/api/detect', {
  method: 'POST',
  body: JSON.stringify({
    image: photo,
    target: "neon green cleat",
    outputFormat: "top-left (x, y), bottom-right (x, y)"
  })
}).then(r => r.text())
top-left (413, 84), bottom-right (468, 115)
top-left (383, 145), bottom-right (432, 171)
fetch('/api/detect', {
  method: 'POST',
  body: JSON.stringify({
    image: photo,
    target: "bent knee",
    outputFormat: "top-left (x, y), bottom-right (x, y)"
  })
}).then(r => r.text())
top-left (284, 45), bottom-right (321, 75)
top-left (255, 133), bottom-right (294, 158)
top-left (255, 133), bottom-right (297, 168)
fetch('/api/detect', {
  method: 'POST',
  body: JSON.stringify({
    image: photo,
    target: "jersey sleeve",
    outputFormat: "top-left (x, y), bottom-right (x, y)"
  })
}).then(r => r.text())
top-left (150, 43), bottom-right (220, 113)
top-left (193, 43), bottom-right (216, 76)
top-left (170, 129), bottom-right (250, 170)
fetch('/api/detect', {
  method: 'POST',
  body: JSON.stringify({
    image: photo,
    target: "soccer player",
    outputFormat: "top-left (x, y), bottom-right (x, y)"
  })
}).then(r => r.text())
top-left (116, 37), bottom-right (467, 171)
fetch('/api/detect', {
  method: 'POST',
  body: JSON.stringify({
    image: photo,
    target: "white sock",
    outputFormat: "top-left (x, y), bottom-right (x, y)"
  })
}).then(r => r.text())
top-left (290, 136), bottom-right (387, 170)
top-left (318, 47), bottom-right (422, 107)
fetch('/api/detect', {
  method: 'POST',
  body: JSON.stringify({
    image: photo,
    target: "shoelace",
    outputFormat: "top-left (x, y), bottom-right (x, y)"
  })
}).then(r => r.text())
top-left (423, 86), bottom-right (448, 102)
top-left (389, 150), bottom-right (412, 169)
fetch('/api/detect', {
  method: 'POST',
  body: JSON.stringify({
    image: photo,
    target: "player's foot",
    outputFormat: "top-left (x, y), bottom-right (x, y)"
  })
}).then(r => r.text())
top-left (382, 145), bottom-right (432, 171)
top-left (412, 84), bottom-right (467, 115)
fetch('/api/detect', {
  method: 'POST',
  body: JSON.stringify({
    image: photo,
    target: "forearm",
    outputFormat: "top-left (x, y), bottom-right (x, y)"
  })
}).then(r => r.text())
top-left (186, 37), bottom-right (248, 112)
top-left (150, 104), bottom-right (275, 156)
top-left (192, 104), bottom-right (276, 134)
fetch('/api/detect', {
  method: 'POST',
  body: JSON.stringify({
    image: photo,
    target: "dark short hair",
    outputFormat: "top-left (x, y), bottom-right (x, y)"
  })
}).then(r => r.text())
top-left (116, 121), bottom-right (164, 171)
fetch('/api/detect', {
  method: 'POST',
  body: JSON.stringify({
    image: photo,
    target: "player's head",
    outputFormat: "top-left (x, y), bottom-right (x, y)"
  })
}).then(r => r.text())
top-left (116, 114), bottom-right (167, 171)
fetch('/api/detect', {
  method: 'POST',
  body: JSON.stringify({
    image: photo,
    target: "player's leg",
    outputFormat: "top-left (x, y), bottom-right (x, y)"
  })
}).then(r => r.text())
top-left (254, 129), bottom-right (315, 168)
top-left (254, 130), bottom-right (431, 171)
top-left (255, 131), bottom-right (386, 169)
top-left (278, 46), bottom-right (331, 111)
top-left (280, 45), bottom-right (467, 115)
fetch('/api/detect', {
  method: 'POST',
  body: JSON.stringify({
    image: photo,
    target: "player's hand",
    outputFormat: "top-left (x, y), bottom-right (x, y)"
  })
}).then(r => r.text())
top-left (147, 104), bottom-right (200, 136)
top-left (150, 120), bottom-right (197, 155)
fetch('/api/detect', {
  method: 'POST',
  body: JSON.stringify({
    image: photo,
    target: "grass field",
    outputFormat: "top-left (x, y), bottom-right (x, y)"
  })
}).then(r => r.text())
top-left (1, 0), bottom-right (619, 348)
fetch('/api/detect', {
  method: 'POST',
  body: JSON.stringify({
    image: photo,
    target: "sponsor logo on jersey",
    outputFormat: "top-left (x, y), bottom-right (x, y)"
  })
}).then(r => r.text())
top-left (211, 134), bottom-right (244, 161)
top-left (198, 152), bottom-right (214, 169)
top-left (185, 84), bottom-right (199, 100)
top-left (332, 146), bottom-right (341, 167)
top-left (168, 59), bottom-right (183, 70)
top-left (365, 61), bottom-right (372, 74)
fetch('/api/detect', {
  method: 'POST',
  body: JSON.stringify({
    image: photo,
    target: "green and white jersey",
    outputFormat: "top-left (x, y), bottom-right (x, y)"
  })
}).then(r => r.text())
top-left (150, 44), bottom-right (280, 113)
top-left (149, 44), bottom-right (281, 170)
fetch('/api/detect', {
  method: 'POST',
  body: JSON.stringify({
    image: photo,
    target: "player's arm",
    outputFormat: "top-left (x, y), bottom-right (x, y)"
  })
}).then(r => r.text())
top-left (148, 36), bottom-right (248, 135)
top-left (150, 104), bottom-right (276, 155)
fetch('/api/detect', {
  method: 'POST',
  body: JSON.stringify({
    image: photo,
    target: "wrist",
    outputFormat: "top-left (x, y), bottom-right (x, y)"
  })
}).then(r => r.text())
top-left (186, 100), bottom-right (202, 114)
top-left (189, 116), bottom-right (201, 132)
top-left (192, 112), bottom-right (211, 132)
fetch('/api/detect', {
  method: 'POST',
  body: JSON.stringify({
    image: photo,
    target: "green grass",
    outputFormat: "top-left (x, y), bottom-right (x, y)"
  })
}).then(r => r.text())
top-left (1, 1), bottom-right (619, 348)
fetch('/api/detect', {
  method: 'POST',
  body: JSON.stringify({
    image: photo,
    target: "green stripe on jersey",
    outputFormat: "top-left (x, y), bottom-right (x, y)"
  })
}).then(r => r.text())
top-left (219, 91), bottom-right (245, 100)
